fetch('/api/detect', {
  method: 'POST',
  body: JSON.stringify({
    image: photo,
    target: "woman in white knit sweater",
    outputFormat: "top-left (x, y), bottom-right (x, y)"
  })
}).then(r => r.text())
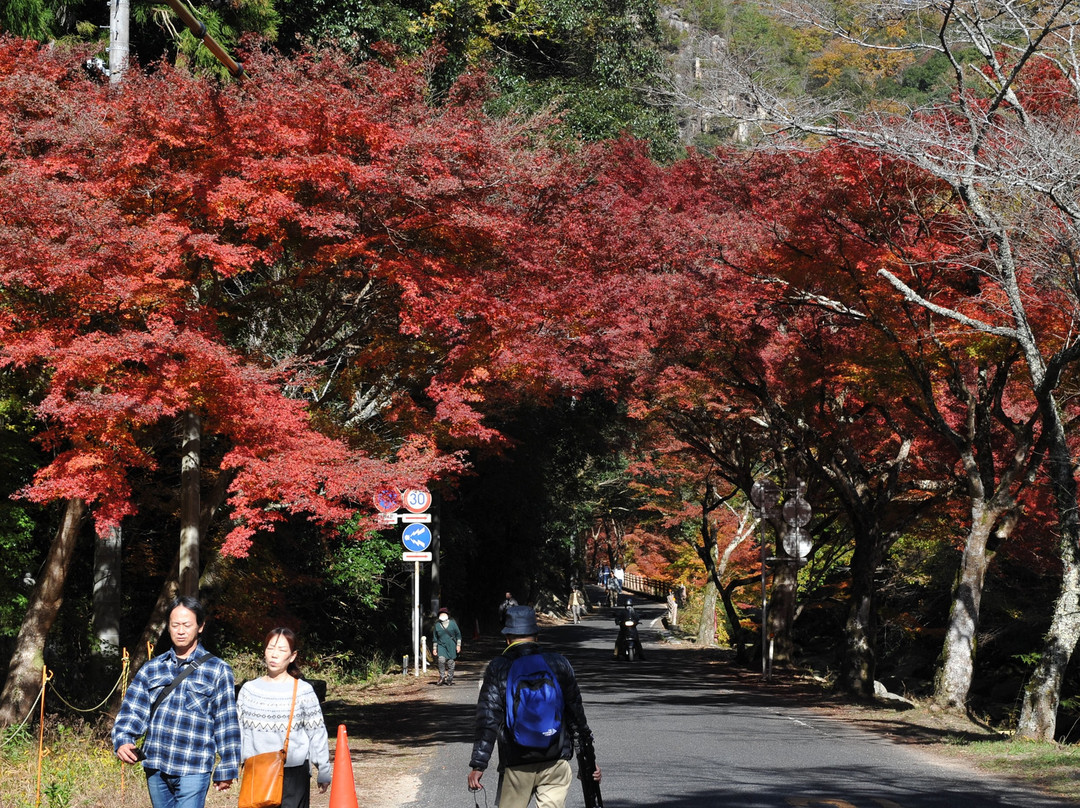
top-left (237, 628), bottom-right (332, 808)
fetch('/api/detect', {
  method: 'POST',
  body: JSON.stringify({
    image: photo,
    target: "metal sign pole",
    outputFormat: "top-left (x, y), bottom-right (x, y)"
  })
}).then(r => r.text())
top-left (391, 488), bottom-right (434, 680)
top-left (761, 540), bottom-right (768, 679)
top-left (413, 560), bottom-right (421, 676)
top-left (750, 478), bottom-right (780, 681)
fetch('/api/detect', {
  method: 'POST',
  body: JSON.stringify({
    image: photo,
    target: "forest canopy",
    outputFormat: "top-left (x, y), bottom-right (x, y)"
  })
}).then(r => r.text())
top-left (4, 0), bottom-right (1080, 748)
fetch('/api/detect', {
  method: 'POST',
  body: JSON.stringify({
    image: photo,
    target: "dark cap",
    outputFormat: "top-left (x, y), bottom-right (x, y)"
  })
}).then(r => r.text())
top-left (501, 605), bottom-right (539, 635)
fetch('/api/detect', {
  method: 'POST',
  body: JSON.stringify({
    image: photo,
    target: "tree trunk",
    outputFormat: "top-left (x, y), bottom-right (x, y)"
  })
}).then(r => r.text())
top-left (1017, 546), bottom-right (1080, 740)
top-left (693, 486), bottom-right (755, 656)
top-left (0, 498), bottom-right (86, 726)
top-left (696, 579), bottom-right (719, 647)
top-left (91, 523), bottom-right (123, 690)
top-left (119, 469), bottom-right (235, 689)
top-left (1017, 408), bottom-right (1080, 740)
top-left (768, 537), bottom-right (799, 666)
top-left (836, 528), bottom-right (885, 698)
top-left (179, 411), bottom-right (201, 598)
top-left (719, 576), bottom-right (753, 663)
top-left (933, 507), bottom-right (1001, 709)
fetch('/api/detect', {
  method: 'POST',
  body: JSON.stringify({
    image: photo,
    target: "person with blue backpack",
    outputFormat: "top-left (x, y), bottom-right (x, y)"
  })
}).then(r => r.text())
top-left (467, 605), bottom-right (602, 808)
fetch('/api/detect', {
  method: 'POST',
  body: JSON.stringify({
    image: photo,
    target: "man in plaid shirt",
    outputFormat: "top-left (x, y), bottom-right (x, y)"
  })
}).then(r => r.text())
top-left (113, 596), bottom-right (242, 808)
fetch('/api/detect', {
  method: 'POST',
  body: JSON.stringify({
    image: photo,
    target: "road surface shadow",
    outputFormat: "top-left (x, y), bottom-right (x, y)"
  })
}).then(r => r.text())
top-left (323, 594), bottom-right (997, 758)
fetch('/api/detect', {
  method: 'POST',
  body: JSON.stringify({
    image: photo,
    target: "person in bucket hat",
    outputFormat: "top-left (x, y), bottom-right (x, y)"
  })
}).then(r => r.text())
top-left (467, 606), bottom-right (601, 808)
top-left (500, 604), bottom-right (539, 635)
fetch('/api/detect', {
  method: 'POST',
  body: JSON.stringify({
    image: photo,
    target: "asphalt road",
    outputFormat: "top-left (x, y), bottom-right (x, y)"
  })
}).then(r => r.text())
top-left (399, 599), bottom-right (1078, 808)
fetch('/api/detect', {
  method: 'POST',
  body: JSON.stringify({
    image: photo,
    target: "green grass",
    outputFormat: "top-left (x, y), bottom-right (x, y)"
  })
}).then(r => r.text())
top-left (1, 717), bottom-right (125, 808)
top-left (225, 647), bottom-right (396, 688)
top-left (940, 738), bottom-right (1080, 801)
top-left (0, 653), bottom-right (398, 808)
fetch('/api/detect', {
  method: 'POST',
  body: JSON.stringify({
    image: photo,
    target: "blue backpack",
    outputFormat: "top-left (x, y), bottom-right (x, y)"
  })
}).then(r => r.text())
top-left (505, 653), bottom-right (564, 748)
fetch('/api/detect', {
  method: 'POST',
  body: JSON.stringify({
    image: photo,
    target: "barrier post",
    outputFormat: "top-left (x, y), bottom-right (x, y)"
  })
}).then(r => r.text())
top-left (36, 665), bottom-right (50, 808)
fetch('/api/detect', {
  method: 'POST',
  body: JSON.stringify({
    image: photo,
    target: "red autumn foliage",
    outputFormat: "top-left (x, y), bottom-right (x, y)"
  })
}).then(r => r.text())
top-left (1, 33), bottom-right (1069, 583)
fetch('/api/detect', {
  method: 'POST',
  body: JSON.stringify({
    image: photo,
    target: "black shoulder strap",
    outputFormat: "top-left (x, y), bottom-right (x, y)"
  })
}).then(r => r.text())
top-left (148, 653), bottom-right (210, 725)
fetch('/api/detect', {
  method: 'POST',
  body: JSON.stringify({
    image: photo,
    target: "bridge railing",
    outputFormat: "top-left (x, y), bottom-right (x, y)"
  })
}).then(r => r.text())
top-left (622, 572), bottom-right (672, 599)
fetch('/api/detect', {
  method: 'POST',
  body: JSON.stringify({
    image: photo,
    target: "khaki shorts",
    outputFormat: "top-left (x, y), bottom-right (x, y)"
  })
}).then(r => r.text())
top-left (496, 759), bottom-right (573, 808)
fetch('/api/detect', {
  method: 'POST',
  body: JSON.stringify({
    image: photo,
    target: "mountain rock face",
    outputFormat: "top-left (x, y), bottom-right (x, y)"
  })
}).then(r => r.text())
top-left (659, 4), bottom-right (759, 145)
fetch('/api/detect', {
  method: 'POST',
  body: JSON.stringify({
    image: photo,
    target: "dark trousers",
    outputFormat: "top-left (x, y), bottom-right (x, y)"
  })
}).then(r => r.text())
top-left (282, 764), bottom-right (311, 808)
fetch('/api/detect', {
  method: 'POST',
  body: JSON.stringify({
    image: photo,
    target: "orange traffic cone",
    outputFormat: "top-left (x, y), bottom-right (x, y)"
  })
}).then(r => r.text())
top-left (328, 724), bottom-right (359, 808)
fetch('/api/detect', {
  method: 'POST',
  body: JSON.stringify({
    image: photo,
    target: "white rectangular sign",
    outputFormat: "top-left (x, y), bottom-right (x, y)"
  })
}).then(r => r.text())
top-left (400, 513), bottom-right (432, 523)
top-left (402, 551), bottom-right (432, 561)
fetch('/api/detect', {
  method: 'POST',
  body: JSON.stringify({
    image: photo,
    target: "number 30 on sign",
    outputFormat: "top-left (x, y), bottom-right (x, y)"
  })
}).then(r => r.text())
top-left (403, 488), bottom-right (432, 514)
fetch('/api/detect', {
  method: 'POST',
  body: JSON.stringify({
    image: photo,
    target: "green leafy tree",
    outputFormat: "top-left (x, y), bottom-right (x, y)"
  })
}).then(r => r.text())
top-left (274, 0), bottom-right (678, 155)
top-left (0, 395), bottom-right (46, 641)
top-left (477, 0), bottom-right (678, 153)
top-left (1, 0), bottom-right (54, 40)
top-left (0, 0), bottom-right (100, 46)
top-left (275, 0), bottom-right (428, 53)
top-left (125, 0), bottom-right (277, 80)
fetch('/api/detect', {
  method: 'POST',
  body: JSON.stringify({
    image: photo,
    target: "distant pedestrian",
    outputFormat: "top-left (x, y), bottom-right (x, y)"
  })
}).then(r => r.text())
top-left (499, 591), bottom-right (519, 626)
top-left (677, 583), bottom-right (687, 606)
top-left (605, 577), bottom-right (620, 608)
top-left (666, 591), bottom-right (678, 628)
top-left (113, 596), bottom-right (241, 808)
top-left (568, 587), bottom-right (585, 624)
top-left (433, 607), bottom-right (462, 685)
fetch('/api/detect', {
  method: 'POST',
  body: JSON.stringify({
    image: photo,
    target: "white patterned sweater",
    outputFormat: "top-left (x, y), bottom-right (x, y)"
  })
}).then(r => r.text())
top-left (236, 676), bottom-right (332, 784)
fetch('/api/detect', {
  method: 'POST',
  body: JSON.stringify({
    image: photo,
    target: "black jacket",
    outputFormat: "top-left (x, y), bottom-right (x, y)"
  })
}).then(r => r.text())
top-left (469, 640), bottom-right (593, 771)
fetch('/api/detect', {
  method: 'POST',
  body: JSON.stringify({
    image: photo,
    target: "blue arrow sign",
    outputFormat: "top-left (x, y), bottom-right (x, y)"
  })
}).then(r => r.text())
top-left (402, 523), bottom-right (432, 552)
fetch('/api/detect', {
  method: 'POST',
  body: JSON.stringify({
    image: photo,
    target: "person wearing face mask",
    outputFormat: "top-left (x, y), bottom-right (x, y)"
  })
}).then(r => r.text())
top-left (236, 628), bottom-right (331, 808)
top-left (432, 607), bottom-right (463, 685)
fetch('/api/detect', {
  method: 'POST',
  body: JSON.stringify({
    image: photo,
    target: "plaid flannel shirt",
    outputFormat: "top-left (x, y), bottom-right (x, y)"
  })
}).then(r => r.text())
top-left (112, 643), bottom-right (242, 780)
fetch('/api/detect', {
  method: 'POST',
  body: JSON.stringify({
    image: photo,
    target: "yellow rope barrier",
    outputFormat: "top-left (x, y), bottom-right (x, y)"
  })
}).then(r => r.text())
top-left (5, 646), bottom-right (147, 804)
top-left (35, 665), bottom-right (53, 808)
top-left (0, 683), bottom-right (44, 749)
top-left (0, 651), bottom-right (143, 805)
top-left (48, 667), bottom-right (126, 713)
top-left (120, 647), bottom-right (130, 800)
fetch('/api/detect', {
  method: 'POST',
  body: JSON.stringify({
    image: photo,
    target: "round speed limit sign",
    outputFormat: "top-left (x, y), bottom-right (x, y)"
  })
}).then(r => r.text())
top-left (403, 488), bottom-right (432, 514)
